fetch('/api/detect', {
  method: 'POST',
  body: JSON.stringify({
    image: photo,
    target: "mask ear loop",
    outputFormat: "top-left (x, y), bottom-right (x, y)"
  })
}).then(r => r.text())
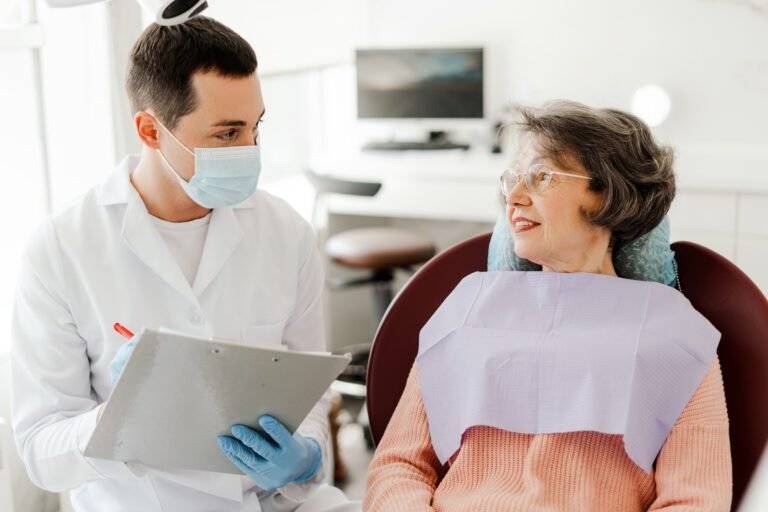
top-left (155, 118), bottom-right (195, 156)
top-left (153, 117), bottom-right (195, 182)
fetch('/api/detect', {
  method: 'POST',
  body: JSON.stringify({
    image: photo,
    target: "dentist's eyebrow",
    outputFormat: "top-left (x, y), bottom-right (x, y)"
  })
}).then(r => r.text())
top-left (212, 120), bottom-right (245, 127)
top-left (211, 109), bottom-right (266, 128)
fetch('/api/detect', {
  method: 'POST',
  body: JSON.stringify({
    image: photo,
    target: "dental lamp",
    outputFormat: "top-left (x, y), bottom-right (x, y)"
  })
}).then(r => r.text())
top-left (631, 84), bottom-right (671, 128)
top-left (44, 0), bottom-right (208, 26)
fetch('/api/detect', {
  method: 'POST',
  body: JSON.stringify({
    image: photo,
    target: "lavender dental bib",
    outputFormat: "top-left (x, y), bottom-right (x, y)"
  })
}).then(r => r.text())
top-left (417, 271), bottom-right (720, 472)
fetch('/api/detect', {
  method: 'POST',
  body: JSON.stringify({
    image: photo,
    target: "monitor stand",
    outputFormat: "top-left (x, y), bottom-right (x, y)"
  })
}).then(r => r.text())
top-left (362, 130), bottom-right (470, 151)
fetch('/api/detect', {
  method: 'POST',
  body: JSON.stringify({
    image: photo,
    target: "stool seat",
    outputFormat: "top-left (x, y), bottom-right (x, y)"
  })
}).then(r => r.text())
top-left (326, 227), bottom-right (436, 269)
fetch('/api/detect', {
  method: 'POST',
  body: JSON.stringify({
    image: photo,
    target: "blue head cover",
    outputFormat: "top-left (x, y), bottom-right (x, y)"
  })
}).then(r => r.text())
top-left (487, 213), bottom-right (676, 286)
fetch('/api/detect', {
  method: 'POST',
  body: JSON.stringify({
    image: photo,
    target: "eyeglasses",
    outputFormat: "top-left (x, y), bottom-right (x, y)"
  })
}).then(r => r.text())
top-left (500, 163), bottom-right (592, 197)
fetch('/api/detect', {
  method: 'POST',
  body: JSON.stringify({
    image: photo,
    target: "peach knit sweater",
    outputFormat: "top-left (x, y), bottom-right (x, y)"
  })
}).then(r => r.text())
top-left (365, 358), bottom-right (731, 511)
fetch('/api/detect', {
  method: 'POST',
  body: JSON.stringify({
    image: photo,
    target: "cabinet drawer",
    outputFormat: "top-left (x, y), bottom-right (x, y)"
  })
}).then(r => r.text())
top-left (669, 191), bottom-right (737, 233)
top-left (738, 194), bottom-right (768, 236)
top-left (669, 229), bottom-right (736, 262)
top-left (736, 237), bottom-right (768, 296)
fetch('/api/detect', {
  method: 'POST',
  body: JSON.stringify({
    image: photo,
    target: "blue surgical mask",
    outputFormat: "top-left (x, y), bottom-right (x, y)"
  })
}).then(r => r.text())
top-left (156, 120), bottom-right (261, 209)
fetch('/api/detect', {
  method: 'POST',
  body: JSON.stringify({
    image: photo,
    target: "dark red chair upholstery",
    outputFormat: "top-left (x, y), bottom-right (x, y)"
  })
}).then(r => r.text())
top-left (366, 234), bottom-right (768, 510)
top-left (367, 233), bottom-right (491, 446)
top-left (673, 241), bottom-right (768, 509)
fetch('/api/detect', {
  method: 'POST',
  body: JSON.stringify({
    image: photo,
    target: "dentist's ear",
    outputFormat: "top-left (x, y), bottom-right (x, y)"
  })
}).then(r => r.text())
top-left (134, 111), bottom-right (161, 150)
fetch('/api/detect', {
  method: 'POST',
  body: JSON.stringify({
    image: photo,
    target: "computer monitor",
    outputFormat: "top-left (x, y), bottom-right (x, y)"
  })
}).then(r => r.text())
top-left (356, 47), bottom-right (484, 120)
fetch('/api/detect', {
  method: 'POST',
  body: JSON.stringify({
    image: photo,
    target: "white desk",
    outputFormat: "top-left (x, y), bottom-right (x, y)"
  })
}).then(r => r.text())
top-left (304, 147), bottom-right (768, 223)
top-left (300, 148), bottom-right (768, 293)
top-left (307, 149), bottom-right (507, 222)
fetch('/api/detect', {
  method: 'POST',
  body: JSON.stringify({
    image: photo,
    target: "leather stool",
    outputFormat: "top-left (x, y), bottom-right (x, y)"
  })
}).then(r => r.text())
top-left (325, 227), bottom-right (436, 400)
top-left (304, 169), bottom-right (436, 327)
top-left (326, 227), bottom-right (436, 322)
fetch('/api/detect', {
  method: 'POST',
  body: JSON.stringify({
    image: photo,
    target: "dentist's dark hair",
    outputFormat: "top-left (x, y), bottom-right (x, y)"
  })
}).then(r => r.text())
top-left (126, 16), bottom-right (257, 130)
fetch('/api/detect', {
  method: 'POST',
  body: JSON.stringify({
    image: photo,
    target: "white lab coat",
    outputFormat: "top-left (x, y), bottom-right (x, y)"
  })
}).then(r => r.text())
top-left (10, 155), bottom-right (343, 512)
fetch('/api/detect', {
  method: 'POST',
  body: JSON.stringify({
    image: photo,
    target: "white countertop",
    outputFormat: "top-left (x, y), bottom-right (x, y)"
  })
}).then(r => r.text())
top-left (264, 147), bottom-right (768, 224)
top-left (309, 146), bottom-right (768, 193)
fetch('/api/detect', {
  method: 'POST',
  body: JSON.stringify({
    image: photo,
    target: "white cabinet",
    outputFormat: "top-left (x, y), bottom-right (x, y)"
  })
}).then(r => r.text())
top-left (295, 152), bottom-right (768, 298)
top-left (737, 237), bottom-right (768, 293)
top-left (669, 190), bottom-right (768, 295)
top-left (669, 231), bottom-right (737, 262)
top-left (736, 194), bottom-right (768, 292)
top-left (669, 192), bottom-right (737, 234)
top-left (739, 194), bottom-right (768, 236)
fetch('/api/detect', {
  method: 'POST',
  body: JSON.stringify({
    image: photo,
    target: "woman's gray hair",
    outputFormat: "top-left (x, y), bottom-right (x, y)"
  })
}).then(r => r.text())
top-left (512, 100), bottom-right (676, 245)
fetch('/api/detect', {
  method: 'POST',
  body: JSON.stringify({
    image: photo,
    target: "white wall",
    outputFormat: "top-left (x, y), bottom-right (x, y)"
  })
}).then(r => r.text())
top-left (247, 0), bottom-right (768, 182)
top-left (367, 0), bottom-right (768, 148)
top-left (35, 0), bottom-right (116, 209)
top-left (204, 0), bottom-right (371, 75)
top-left (109, 0), bottom-right (768, 182)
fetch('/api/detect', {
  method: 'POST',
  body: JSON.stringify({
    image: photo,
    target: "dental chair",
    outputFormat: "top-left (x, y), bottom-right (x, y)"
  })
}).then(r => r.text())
top-left (365, 232), bottom-right (768, 511)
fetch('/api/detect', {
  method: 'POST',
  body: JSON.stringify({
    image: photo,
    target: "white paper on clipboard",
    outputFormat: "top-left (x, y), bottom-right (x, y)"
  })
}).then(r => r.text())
top-left (84, 328), bottom-right (351, 474)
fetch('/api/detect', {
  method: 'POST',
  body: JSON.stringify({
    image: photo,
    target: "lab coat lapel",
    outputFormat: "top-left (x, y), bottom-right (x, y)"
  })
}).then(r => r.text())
top-left (192, 206), bottom-right (243, 297)
top-left (121, 188), bottom-right (199, 305)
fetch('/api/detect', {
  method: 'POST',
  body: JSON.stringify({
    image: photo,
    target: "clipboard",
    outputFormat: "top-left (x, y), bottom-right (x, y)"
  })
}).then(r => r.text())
top-left (84, 328), bottom-right (351, 474)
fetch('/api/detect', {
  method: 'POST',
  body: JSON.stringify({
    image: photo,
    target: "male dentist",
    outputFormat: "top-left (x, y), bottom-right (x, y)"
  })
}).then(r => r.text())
top-left (11, 16), bottom-right (354, 512)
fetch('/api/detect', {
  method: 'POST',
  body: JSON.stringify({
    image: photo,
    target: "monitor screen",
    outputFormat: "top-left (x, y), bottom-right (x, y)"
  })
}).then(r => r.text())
top-left (356, 48), bottom-right (484, 119)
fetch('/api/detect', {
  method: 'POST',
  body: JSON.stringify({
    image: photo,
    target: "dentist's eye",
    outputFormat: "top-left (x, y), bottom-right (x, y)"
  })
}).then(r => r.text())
top-left (217, 130), bottom-right (237, 141)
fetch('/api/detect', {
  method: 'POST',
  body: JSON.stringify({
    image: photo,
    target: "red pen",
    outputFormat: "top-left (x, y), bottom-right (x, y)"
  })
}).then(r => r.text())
top-left (113, 322), bottom-right (135, 340)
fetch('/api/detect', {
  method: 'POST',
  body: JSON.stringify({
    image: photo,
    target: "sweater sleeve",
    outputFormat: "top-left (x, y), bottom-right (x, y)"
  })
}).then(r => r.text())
top-left (364, 364), bottom-right (443, 511)
top-left (648, 355), bottom-right (732, 511)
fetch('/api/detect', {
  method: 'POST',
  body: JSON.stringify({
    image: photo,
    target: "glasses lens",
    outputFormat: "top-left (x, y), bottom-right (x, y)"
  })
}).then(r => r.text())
top-left (525, 165), bottom-right (552, 194)
top-left (501, 169), bottom-right (520, 197)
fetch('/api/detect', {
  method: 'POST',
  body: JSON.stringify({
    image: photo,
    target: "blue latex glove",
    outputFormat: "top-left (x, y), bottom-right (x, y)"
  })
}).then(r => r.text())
top-left (217, 415), bottom-right (322, 491)
top-left (109, 337), bottom-right (136, 386)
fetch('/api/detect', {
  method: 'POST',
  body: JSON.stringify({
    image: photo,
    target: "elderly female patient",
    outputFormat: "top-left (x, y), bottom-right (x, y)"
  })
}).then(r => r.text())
top-left (364, 101), bottom-right (731, 511)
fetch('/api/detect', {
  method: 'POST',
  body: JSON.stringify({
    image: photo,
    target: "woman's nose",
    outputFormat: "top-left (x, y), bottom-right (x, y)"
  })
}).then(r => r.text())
top-left (506, 177), bottom-right (532, 207)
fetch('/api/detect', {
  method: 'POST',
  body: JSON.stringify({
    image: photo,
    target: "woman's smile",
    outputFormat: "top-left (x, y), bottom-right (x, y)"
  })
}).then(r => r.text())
top-left (511, 216), bottom-right (541, 233)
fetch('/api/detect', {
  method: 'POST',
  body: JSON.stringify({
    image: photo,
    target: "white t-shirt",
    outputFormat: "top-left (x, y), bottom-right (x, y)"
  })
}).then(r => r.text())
top-left (152, 213), bottom-right (212, 285)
